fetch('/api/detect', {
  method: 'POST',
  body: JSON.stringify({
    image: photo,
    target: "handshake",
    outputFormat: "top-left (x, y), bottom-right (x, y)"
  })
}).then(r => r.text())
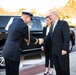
top-left (38, 38), bottom-right (44, 45)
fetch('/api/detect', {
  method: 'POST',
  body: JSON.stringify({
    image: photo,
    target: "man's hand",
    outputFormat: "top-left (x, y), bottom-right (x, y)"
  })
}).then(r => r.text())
top-left (41, 46), bottom-right (44, 51)
top-left (62, 50), bottom-right (67, 55)
top-left (39, 38), bottom-right (44, 45)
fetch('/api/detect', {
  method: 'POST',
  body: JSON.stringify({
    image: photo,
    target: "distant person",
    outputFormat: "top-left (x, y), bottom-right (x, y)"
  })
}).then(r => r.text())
top-left (41, 16), bottom-right (53, 75)
top-left (1, 10), bottom-right (43, 75)
top-left (44, 11), bottom-right (70, 75)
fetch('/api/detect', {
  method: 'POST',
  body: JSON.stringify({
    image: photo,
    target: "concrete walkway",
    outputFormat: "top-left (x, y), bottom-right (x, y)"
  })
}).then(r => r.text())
top-left (0, 52), bottom-right (76, 75)
top-left (19, 52), bottom-right (76, 75)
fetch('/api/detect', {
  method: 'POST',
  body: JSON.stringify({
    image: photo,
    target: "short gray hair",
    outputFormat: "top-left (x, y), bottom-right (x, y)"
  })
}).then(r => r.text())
top-left (51, 11), bottom-right (58, 16)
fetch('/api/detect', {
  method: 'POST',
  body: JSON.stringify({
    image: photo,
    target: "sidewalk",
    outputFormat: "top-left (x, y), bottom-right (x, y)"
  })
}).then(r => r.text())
top-left (19, 52), bottom-right (76, 75)
top-left (70, 52), bottom-right (76, 75)
top-left (0, 52), bottom-right (76, 75)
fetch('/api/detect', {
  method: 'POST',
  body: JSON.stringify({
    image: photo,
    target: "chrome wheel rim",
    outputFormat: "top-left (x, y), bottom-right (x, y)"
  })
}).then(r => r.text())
top-left (0, 57), bottom-right (5, 67)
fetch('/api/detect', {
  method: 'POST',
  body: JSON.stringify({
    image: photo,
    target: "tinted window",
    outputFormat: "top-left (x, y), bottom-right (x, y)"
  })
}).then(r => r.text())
top-left (28, 19), bottom-right (38, 30)
top-left (13, 17), bottom-right (38, 31)
top-left (36, 19), bottom-right (43, 30)
top-left (0, 16), bottom-right (12, 27)
top-left (13, 17), bottom-right (20, 22)
top-left (40, 18), bottom-right (46, 28)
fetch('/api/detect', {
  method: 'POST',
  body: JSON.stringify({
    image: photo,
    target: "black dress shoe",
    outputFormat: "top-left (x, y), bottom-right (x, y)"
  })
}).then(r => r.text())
top-left (44, 72), bottom-right (48, 75)
top-left (44, 73), bottom-right (47, 75)
top-left (49, 74), bottom-right (52, 75)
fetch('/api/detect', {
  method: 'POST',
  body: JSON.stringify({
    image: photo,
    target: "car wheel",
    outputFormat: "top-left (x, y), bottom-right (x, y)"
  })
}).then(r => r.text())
top-left (69, 40), bottom-right (73, 53)
top-left (0, 57), bottom-right (5, 68)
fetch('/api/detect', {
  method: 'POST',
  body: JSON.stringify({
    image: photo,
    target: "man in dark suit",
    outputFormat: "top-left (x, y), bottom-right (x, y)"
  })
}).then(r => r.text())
top-left (1, 10), bottom-right (43, 75)
top-left (44, 11), bottom-right (70, 75)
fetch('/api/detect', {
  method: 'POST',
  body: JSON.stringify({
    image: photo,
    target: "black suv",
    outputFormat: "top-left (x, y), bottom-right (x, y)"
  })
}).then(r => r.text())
top-left (0, 15), bottom-right (75, 68)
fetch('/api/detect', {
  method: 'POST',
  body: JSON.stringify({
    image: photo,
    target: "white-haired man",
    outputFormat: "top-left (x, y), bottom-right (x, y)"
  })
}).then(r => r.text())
top-left (44, 11), bottom-right (70, 75)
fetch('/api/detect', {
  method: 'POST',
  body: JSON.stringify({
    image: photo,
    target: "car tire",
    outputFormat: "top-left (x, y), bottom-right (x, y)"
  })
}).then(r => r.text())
top-left (69, 40), bottom-right (73, 53)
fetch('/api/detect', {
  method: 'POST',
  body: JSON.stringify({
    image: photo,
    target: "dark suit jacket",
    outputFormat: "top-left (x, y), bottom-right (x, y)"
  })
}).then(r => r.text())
top-left (43, 27), bottom-right (52, 50)
top-left (44, 20), bottom-right (70, 56)
top-left (1, 18), bottom-right (37, 62)
top-left (43, 27), bottom-right (46, 38)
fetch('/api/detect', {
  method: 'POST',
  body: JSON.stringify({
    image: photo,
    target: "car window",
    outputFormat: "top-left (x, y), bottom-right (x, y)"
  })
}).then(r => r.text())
top-left (5, 17), bottom-right (14, 30)
top-left (13, 17), bottom-right (20, 22)
top-left (33, 18), bottom-right (46, 30)
top-left (0, 16), bottom-right (13, 28)
top-left (40, 18), bottom-right (46, 28)
top-left (28, 19), bottom-right (38, 30)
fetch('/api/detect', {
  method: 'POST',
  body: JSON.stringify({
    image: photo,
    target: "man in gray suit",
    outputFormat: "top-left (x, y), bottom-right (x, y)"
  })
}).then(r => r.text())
top-left (1, 10), bottom-right (43, 75)
top-left (44, 11), bottom-right (70, 75)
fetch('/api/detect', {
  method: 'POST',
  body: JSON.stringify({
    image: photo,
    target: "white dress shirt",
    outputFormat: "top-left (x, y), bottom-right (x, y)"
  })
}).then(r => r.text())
top-left (46, 26), bottom-right (50, 36)
top-left (52, 19), bottom-right (59, 32)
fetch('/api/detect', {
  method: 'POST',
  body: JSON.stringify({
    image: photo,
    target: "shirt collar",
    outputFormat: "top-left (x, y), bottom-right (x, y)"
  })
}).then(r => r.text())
top-left (54, 19), bottom-right (59, 25)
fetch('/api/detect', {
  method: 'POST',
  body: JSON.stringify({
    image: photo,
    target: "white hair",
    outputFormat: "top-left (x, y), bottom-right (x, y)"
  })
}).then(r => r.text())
top-left (51, 11), bottom-right (58, 16)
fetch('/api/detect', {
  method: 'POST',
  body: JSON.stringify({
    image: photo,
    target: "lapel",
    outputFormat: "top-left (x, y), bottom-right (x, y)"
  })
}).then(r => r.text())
top-left (50, 25), bottom-right (53, 38)
top-left (44, 27), bottom-right (47, 37)
top-left (45, 27), bottom-right (47, 36)
top-left (43, 27), bottom-right (47, 37)
top-left (53, 20), bottom-right (60, 34)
